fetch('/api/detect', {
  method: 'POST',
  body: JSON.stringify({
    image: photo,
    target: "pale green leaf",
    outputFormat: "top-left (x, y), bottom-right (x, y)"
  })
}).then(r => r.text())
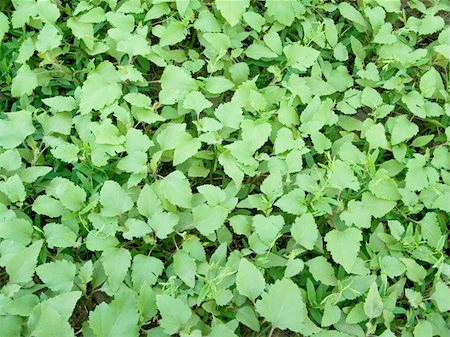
top-left (325, 228), bottom-right (362, 273)
top-left (236, 258), bottom-right (265, 302)
top-left (255, 278), bottom-right (306, 332)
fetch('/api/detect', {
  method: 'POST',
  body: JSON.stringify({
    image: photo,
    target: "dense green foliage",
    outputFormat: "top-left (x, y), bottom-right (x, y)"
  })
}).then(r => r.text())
top-left (0, 0), bottom-right (449, 336)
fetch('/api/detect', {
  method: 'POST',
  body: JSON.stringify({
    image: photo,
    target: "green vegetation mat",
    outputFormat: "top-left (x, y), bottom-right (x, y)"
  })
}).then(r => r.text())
top-left (0, 0), bottom-right (449, 336)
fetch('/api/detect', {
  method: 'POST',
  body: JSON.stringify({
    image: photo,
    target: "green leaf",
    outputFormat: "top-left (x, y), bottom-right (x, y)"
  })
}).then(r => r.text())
top-left (131, 255), bottom-right (164, 289)
top-left (42, 96), bottom-right (76, 112)
top-left (44, 222), bottom-right (80, 248)
top-left (0, 218), bottom-right (33, 245)
top-left (214, 102), bottom-right (243, 129)
top-left (209, 324), bottom-right (238, 337)
top-left (0, 316), bottom-right (22, 337)
top-left (338, 2), bottom-right (368, 32)
top-left (156, 294), bottom-right (192, 335)
top-left (312, 330), bottom-right (353, 337)
top-left (340, 200), bottom-right (372, 229)
top-left (79, 61), bottom-right (122, 114)
top-left (32, 195), bottom-right (66, 217)
top-left (124, 92), bottom-right (151, 108)
top-left (0, 111), bottom-right (35, 149)
top-left (265, 0), bottom-right (296, 26)
top-left (284, 258), bottom-right (304, 278)
top-left (215, 0), bottom-right (249, 26)
top-left (306, 256), bottom-right (337, 286)
top-left (364, 283), bottom-right (383, 318)
top-left (182, 91), bottom-right (212, 115)
top-left (236, 258), bottom-right (265, 302)
top-left (205, 76), bottom-right (235, 94)
top-left (36, 260), bottom-right (76, 293)
top-left (117, 152), bottom-right (148, 174)
top-left (324, 18), bottom-right (338, 47)
top-left (149, 211), bottom-right (179, 239)
top-left (173, 250), bottom-right (196, 288)
top-left (28, 292), bottom-right (81, 337)
top-left (368, 170), bottom-right (401, 201)
top-left (0, 174), bottom-right (26, 202)
top-left (89, 288), bottom-right (139, 337)
top-left (361, 87), bottom-right (383, 109)
top-left (255, 278), bottom-right (306, 332)
top-left (173, 133), bottom-right (201, 166)
top-left (0, 149), bottom-right (21, 171)
top-left (118, 33), bottom-right (152, 55)
top-left (252, 214), bottom-right (283, 246)
top-left (420, 212), bottom-right (442, 249)
top-left (418, 16), bottom-right (445, 36)
top-left (100, 181), bottom-right (133, 217)
top-left (375, 0), bottom-right (401, 12)
top-left (160, 171), bottom-right (193, 208)
top-left (380, 256), bottom-right (406, 278)
top-left (277, 100), bottom-right (299, 127)
top-left (36, 23), bottom-right (62, 52)
top-left (391, 116), bottom-right (419, 145)
top-left (192, 204), bottom-right (228, 236)
top-left (47, 177), bottom-right (86, 211)
top-left (419, 67), bottom-right (446, 99)
top-left (284, 44), bottom-right (320, 71)
top-left (11, 64), bottom-right (38, 97)
top-left (5, 240), bottom-right (43, 284)
top-left (325, 228), bottom-right (362, 273)
top-left (365, 123), bottom-right (388, 149)
top-left (291, 213), bottom-right (319, 250)
top-left (236, 306), bottom-right (260, 332)
top-left (137, 184), bottom-right (162, 218)
top-left (156, 21), bottom-right (187, 47)
top-left (274, 189), bottom-right (307, 215)
top-left (362, 192), bottom-right (396, 218)
top-left (197, 184), bottom-right (226, 206)
top-left (51, 143), bottom-right (79, 163)
top-left (413, 320), bottom-right (433, 337)
top-left (430, 280), bottom-right (450, 312)
top-left (329, 160), bottom-right (359, 191)
top-left (159, 65), bottom-right (197, 105)
top-left (322, 301), bottom-right (341, 327)
top-left (311, 131), bottom-right (331, 154)
top-left (101, 248), bottom-right (131, 291)
top-left (400, 258), bottom-right (427, 283)
top-left (29, 302), bottom-right (76, 337)
top-left (0, 11), bottom-right (9, 41)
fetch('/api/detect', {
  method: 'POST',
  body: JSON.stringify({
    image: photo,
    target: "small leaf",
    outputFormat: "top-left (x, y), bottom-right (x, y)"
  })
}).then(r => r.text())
top-left (306, 256), bottom-right (337, 286)
top-left (160, 171), bottom-right (193, 208)
top-left (6, 240), bottom-right (43, 284)
top-left (215, 0), bottom-right (249, 26)
top-left (36, 260), bottom-right (76, 293)
top-left (89, 288), bottom-right (139, 337)
top-left (101, 248), bottom-right (132, 291)
top-left (365, 123), bottom-right (388, 149)
top-left (192, 204), bottom-right (228, 236)
top-left (325, 227), bottom-right (362, 273)
top-left (284, 44), bottom-right (320, 71)
top-left (11, 64), bottom-right (38, 97)
top-left (100, 181), bottom-right (133, 217)
top-left (173, 250), bottom-right (196, 288)
top-left (364, 283), bottom-right (383, 318)
top-left (236, 258), bottom-right (265, 302)
top-left (430, 280), bottom-right (450, 312)
top-left (255, 278), bottom-right (306, 332)
top-left (291, 213), bottom-right (319, 250)
top-left (0, 11), bottom-right (9, 40)
top-left (156, 295), bottom-right (192, 335)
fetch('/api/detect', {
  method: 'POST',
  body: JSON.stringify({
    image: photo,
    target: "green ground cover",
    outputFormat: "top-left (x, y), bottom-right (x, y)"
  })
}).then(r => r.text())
top-left (0, 0), bottom-right (449, 336)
